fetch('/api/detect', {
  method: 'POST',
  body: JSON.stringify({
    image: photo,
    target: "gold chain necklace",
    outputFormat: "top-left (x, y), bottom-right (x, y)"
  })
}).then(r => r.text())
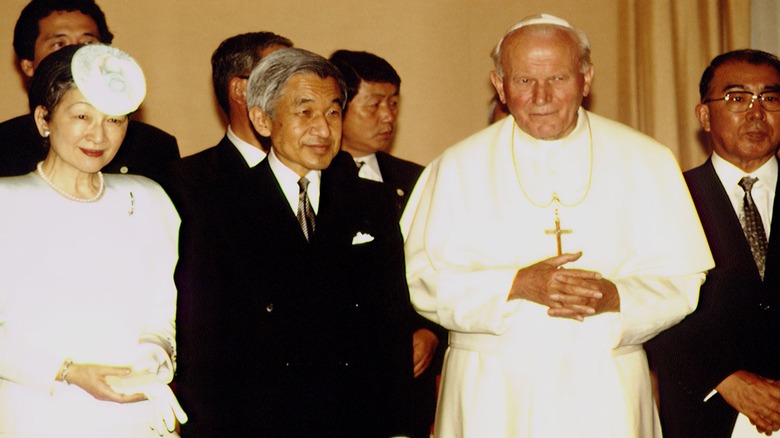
top-left (511, 112), bottom-right (594, 208)
top-left (510, 112), bottom-right (594, 256)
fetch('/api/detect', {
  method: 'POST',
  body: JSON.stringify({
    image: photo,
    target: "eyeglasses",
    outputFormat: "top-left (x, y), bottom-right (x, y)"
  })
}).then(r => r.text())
top-left (703, 91), bottom-right (780, 112)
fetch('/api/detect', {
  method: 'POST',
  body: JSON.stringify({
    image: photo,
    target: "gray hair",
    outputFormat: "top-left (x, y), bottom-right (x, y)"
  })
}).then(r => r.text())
top-left (246, 47), bottom-right (347, 118)
top-left (491, 20), bottom-right (591, 77)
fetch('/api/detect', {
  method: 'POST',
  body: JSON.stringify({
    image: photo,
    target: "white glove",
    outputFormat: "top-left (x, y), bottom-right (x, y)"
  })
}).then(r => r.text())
top-left (143, 382), bottom-right (188, 435)
top-left (132, 343), bottom-right (174, 384)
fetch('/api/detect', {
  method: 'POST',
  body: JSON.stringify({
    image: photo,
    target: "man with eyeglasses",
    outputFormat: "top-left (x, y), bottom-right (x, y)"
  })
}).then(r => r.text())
top-left (647, 49), bottom-right (780, 437)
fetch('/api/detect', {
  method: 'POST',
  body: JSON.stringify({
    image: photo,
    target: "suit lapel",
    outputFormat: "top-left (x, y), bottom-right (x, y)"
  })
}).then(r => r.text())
top-left (687, 160), bottom-right (759, 277)
top-left (211, 136), bottom-right (251, 175)
top-left (231, 159), bottom-right (308, 247)
top-left (316, 155), bottom-right (360, 248)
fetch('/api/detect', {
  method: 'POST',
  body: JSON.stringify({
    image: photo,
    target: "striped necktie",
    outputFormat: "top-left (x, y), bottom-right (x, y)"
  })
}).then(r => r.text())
top-left (297, 177), bottom-right (316, 241)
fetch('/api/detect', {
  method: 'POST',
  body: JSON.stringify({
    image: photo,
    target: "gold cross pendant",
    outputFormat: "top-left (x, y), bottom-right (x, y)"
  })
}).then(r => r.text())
top-left (545, 206), bottom-right (572, 256)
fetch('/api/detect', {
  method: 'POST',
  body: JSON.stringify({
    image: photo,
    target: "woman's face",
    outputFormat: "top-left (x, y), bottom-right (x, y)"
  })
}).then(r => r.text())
top-left (35, 87), bottom-right (128, 174)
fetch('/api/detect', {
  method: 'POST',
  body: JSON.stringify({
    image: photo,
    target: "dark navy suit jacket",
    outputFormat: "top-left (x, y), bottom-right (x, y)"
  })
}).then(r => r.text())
top-left (646, 158), bottom-right (780, 437)
top-left (175, 151), bottom-right (415, 437)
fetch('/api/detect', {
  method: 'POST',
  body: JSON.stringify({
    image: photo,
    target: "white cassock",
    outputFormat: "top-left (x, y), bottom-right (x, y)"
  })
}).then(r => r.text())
top-left (403, 109), bottom-right (714, 437)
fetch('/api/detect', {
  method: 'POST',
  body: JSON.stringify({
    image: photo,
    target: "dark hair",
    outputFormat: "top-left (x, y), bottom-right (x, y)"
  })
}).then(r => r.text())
top-left (328, 50), bottom-right (400, 108)
top-left (28, 44), bottom-right (80, 115)
top-left (211, 32), bottom-right (293, 116)
top-left (13, 0), bottom-right (114, 62)
top-left (699, 49), bottom-right (780, 100)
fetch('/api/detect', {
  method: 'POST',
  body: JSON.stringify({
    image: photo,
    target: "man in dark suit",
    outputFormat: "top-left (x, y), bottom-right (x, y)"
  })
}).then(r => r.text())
top-left (646, 49), bottom-right (780, 437)
top-left (0, 0), bottom-right (179, 184)
top-left (165, 32), bottom-right (292, 212)
top-left (329, 50), bottom-right (422, 213)
top-left (331, 49), bottom-right (445, 437)
top-left (175, 47), bottom-right (414, 437)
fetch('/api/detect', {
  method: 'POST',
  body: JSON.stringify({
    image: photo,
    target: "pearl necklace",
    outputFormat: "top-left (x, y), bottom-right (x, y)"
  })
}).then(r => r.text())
top-left (36, 161), bottom-right (105, 203)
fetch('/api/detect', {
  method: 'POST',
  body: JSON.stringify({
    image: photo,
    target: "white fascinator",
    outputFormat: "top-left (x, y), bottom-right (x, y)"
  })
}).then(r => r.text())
top-left (71, 44), bottom-right (146, 116)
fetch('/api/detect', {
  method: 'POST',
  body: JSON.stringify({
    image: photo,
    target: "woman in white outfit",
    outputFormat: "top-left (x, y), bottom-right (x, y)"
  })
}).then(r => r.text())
top-left (0, 43), bottom-right (186, 437)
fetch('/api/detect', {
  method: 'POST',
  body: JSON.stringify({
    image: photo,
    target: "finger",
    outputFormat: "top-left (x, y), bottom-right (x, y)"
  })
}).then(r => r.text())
top-left (150, 396), bottom-right (166, 435)
top-left (550, 286), bottom-right (604, 304)
top-left (553, 269), bottom-right (603, 281)
top-left (163, 385), bottom-right (189, 425)
top-left (101, 366), bottom-right (134, 377)
top-left (122, 392), bottom-right (148, 403)
top-left (162, 404), bottom-right (176, 432)
top-left (544, 251), bottom-right (583, 268)
top-left (414, 355), bottom-right (433, 377)
top-left (554, 272), bottom-right (605, 288)
top-left (752, 415), bottom-right (778, 435)
top-left (413, 359), bottom-right (425, 377)
top-left (549, 292), bottom-right (595, 305)
top-left (412, 352), bottom-right (425, 367)
top-left (546, 307), bottom-right (585, 321)
top-left (560, 302), bottom-right (597, 315)
top-left (550, 303), bottom-right (595, 316)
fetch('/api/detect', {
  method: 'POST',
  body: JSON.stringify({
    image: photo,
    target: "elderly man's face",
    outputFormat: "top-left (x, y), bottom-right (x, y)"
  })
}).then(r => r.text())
top-left (491, 27), bottom-right (593, 140)
top-left (696, 61), bottom-right (780, 173)
top-left (251, 73), bottom-right (343, 176)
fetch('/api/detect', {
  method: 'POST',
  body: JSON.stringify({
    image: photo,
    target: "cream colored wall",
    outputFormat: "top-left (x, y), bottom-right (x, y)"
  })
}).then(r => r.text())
top-left (0, 0), bottom-right (620, 165)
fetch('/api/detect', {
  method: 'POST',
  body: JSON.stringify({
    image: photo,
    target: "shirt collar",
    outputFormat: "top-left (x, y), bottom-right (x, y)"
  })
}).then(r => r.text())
top-left (227, 125), bottom-right (267, 167)
top-left (711, 152), bottom-right (778, 195)
top-left (268, 148), bottom-right (321, 213)
top-left (354, 152), bottom-right (383, 182)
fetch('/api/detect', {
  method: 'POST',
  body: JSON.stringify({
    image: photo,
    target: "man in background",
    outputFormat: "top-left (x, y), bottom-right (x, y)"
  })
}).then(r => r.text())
top-left (169, 32), bottom-right (292, 190)
top-left (0, 0), bottom-right (179, 184)
top-left (329, 49), bottom-right (422, 213)
top-left (166, 32), bottom-right (291, 212)
top-left (331, 49), bottom-right (446, 437)
top-left (647, 49), bottom-right (780, 437)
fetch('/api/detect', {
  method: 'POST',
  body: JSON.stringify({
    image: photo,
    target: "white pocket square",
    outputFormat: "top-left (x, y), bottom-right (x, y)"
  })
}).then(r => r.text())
top-left (352, 232), bottom-right (374, 245)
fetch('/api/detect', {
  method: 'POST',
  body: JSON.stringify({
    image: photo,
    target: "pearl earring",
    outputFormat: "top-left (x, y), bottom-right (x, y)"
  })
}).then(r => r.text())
top-left (43, 130), bottom-right (50, 138)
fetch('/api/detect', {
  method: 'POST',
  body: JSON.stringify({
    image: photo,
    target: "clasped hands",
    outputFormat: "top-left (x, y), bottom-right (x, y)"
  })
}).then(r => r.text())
top-left (717, 370), bottom-right (780, 435)
top-left (60, 344), bottom-right (187, 435)
top-left (509, 252), bottom-right (620, 321)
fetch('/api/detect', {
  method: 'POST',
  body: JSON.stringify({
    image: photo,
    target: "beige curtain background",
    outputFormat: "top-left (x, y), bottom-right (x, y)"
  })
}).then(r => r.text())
top-left (617, 0), bottom-right (750, 171)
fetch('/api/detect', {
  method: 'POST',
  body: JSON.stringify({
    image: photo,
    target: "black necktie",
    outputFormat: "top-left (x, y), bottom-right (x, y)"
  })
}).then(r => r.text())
top-left (738, 176), bottom-right (768, 279)
top-left (297, 177), bottom-right (316, 241)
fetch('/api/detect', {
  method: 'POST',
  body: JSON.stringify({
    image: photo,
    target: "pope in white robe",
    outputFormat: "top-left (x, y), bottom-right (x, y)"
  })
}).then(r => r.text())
top-left (404, 104), bottom-right (714, 436)
top-left (404, 15), bottom-right (715, 437)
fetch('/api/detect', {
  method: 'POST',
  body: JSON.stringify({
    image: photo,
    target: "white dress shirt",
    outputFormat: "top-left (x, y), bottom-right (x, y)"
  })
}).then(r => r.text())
top-left (711, 152), bottom-right (776, 237)
top-left (267, 148), bottom-right (320, 215)
top-left (354, 153), bottom-right (383, 182)
top-left (227, 125), bottom-right (267, 167)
